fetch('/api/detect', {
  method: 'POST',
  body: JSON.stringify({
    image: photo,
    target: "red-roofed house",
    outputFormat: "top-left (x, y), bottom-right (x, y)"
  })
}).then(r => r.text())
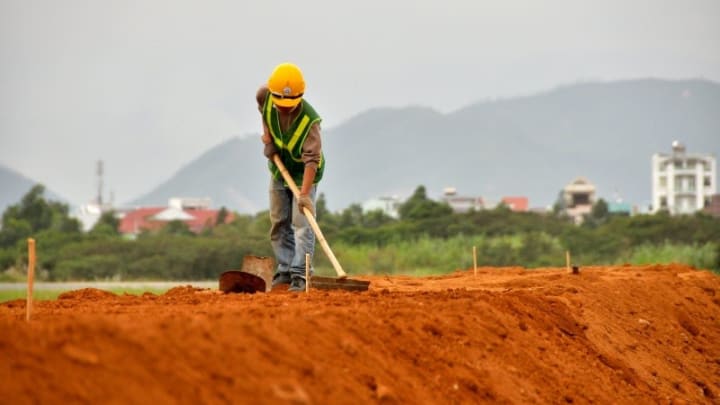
top-left (118, 207), bottom-right (165, 235)
top-left (184, 209), bottom-right (232, 233)
top-left (501, 197), bottom-right (529, 212)
top-left (117, 198), bottom-right (234, 237)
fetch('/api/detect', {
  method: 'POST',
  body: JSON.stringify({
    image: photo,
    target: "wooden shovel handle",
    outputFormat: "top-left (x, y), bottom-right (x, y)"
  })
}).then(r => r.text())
top-left (272, 155), bottom-right (347, 279)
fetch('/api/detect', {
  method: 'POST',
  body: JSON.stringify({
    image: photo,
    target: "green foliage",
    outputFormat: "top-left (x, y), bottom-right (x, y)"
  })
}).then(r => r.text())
top-left (315, 193), bottom-right (331, 219)
top-left (0, 249), bottom-right (18, 274)
top-left (583, 198), bottom-right (609, 228)
top-left (5, 185), bottom-right (54, 232)
top-left (0, 184), bottom-right (81, 248)
top-left (592, 198), bottom-right (609, 219)
top-left (90, 211), bottom-right (120, 237)
top-left (216, 207), bottom-right (228, 225)
top-left (314, 233), bottom-right (566, 275)
top-left (0, 218), bottom-right (32, 247)
top-left (363, 209), bottom-right (395, 228)
top-left (1, 183), bottom-right (719, 280)
top-left (160, 220), bottom-right (194, 236)
top-left (627, 242), bottom-right (718, 270)
top-left (398, 185), bottom-right (453, 220)
top-left (47, 233), bottom-right (268, 281)
top-left (55, 255), bottom-right (124, 280)
top-left (338, 204), bottom-right (364, 228)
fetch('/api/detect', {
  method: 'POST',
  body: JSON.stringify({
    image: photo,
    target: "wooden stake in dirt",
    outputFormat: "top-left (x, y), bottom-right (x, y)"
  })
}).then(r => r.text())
top-left (305, 253), bottom-right (310, 293)
top-left (565, 250), bottom-right (571, 273)
top-left (26, 238), bottom-right (36, 322)
top-left (473, 246), bottom-right (477, 277)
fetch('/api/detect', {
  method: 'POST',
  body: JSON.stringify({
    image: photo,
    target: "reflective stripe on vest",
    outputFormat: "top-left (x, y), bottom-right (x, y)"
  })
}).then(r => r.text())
top-left (262, 92), bottom-right (324, 184)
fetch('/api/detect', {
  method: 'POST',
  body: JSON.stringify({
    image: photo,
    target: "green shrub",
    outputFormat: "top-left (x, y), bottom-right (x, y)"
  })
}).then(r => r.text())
top-left (627, 242), bottom-right (718, 271)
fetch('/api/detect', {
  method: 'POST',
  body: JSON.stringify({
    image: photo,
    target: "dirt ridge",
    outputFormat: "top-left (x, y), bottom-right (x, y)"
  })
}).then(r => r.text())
top-left (1, 264), bottom-right (719, 404)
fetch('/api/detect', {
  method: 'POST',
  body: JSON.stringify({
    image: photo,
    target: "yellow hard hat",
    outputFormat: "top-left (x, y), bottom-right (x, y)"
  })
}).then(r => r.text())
top-left (267, 62), bottom-right (305, 108)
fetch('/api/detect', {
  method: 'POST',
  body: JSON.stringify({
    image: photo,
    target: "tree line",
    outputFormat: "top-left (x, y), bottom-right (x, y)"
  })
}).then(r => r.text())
top-left (0, 184), bottom-right (718, 281)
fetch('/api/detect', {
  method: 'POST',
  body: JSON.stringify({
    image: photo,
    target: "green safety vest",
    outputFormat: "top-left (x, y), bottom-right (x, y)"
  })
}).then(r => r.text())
top-left (263, 93), bottom-right (325, 186)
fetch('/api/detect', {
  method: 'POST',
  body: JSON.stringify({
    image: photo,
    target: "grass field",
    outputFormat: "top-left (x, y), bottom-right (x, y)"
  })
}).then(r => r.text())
top-left (0, 287), bottom-right (171, 303)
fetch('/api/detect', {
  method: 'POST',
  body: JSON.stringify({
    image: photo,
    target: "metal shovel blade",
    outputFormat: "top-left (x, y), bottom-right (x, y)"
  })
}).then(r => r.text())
top-left (310, 276), bottom-right (370, 292)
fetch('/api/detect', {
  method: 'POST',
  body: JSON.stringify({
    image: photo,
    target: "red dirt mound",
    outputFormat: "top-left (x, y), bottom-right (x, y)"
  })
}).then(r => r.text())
top-left (163, 285), bottom-right (208, 297)
top-left (1, 264), bottom-right (719, 404)
top-left (57, 288), bottom-right (116, 301)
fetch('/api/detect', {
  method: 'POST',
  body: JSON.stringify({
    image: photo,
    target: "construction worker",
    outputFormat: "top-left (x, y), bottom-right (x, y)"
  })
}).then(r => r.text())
top-left (257, 62), bottom-right (324, 292)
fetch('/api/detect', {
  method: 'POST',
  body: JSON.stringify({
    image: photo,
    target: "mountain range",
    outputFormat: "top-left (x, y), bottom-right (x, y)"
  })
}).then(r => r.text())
top-left (2, 79), bottom-right (719, 215)
top-left (129, 78), bottom-right (720, 213)
top-left (0, 164), bottom-right (68, 213)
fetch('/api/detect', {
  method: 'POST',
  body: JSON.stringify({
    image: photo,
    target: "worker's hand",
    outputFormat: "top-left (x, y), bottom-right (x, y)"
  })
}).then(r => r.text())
top-left (297, 194), bottom-right (314, 217)
top-left (263, 142), bottom-right (278, 160)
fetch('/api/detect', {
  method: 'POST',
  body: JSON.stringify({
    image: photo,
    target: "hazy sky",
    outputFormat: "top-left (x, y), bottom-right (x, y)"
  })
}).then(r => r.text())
top-left (1, 0), bottom-right (719, 206)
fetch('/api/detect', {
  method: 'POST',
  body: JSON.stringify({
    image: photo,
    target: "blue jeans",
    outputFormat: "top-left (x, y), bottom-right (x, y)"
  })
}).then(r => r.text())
top-left (269, 178), bottom-right (316, 280)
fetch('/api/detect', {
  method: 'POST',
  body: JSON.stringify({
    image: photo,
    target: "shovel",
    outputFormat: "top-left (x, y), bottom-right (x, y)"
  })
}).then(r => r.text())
top-left (272, 154), bottom-right (370, 291)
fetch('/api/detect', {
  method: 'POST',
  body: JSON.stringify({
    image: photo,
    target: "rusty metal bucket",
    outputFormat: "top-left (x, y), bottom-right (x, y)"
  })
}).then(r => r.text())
top-left (219, 255), bottom-right (275, 294)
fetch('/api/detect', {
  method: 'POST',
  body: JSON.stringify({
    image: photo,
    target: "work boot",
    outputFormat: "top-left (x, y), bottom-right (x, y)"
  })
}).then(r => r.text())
top-left (288, 276), bottom-right (306, 292)
top-left (271, 272), bottom-right (292, 288)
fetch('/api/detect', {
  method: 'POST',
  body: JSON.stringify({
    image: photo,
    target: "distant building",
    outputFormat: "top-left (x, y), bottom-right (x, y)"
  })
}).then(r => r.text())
top-left (608, 201), bottom-right (632, 216)
top-left (529, 206), bottom-right (552, 214)
top-left (118, 197), bottom-right (233, 238)
top-left (704, 194), bottom-right (720, 218)
top-left (557, 177), bottom-right (596, 224)
top-left (362, 196), bottom-right (401, 219)
top-left (651, 141), bottom-right (717, 215)
top-left (441, 187), bottom-right (484, 213)
top-left (501, 196), bottom-right (529, 212)
top-left (74, 201), bottom-right (114, 232)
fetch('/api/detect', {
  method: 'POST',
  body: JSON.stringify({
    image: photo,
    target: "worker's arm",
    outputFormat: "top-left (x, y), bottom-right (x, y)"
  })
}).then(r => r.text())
top-left (297, 123), bottom-right (322, 215)
top-left (256, 85), bottom-right (268, 113)
top-left (300, 123), bottom-right (322, 195)
top-left (256, 85), bottom-right (271, 144)
top-left (261, 122), bottom-right (277, 159)
top-left (297, 166), bottom-right (317, 216)
top-left (256, 85), bottom-right (278, 158)
top-left (300, 166), bottom-right (317, 196)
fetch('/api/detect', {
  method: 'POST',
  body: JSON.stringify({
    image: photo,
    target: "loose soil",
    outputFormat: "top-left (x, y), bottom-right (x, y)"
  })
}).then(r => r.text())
top-left (2, 264), bottom-right (719, 404)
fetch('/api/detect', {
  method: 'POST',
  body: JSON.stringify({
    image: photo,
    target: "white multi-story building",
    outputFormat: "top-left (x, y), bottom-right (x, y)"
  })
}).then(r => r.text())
top-left (652, 141), bottom-right (717, 214)
top-left (362, 196), bottom-right (401, 218)
top-left (441, 187), bottom-right (484, 213)
top-left (558, 177), bottom-right (596, 224)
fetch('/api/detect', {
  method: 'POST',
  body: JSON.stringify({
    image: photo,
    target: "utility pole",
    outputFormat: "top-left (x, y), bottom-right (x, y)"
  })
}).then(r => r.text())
top-left (96, 160), bottom-right (104, 206)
